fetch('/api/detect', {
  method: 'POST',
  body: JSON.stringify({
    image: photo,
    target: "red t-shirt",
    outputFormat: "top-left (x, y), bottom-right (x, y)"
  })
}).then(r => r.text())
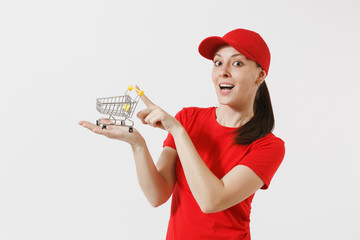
top-left (163, 107), bottom-right (285, 240)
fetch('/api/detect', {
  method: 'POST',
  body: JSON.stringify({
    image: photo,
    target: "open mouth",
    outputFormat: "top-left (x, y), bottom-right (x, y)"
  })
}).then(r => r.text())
top-left (219, 84), bottom-right (235, 92)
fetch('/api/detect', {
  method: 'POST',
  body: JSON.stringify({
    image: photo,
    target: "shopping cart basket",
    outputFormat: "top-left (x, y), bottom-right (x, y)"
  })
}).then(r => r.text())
top-left (96, 85), bottom-right (144, 132)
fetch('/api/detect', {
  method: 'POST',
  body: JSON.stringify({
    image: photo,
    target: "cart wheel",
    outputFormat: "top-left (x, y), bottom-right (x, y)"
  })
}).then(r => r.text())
top-left (129, 127), bottom-right (133, 133)
top-left (96, 120), bottom-right (99, 126)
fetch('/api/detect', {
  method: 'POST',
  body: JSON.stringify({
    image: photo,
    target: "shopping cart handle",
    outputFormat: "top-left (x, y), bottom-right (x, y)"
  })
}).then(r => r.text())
top-left (128, 85), bottom-right (144, 96)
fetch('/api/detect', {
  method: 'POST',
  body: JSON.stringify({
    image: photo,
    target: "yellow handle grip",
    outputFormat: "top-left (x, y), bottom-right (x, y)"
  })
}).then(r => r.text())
top-left (123, 104), bottom-right (131, 111)
top-left (128, 85), bottom-right (144, 96)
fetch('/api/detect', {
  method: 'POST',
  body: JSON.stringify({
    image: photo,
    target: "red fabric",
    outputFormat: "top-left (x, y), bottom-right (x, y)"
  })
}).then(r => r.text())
top-left (163, 107), bottom-right (285, 240)
top-left (198, 28), bottom-right (271, 74)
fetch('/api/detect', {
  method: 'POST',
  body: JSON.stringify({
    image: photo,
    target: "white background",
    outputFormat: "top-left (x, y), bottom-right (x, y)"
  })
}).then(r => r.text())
top-left (1, 0), bottom-right (359, 239)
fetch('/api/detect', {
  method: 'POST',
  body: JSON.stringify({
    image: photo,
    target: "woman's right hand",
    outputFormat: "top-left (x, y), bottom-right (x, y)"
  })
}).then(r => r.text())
top-left (78, 120), bottom-right (145, 148)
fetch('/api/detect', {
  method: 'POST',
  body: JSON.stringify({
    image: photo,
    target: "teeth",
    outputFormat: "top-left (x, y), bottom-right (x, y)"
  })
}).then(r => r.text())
top-left (219, 84), bottom-right (234, 92)
top-left (219, 84), bottom-right (234, 88)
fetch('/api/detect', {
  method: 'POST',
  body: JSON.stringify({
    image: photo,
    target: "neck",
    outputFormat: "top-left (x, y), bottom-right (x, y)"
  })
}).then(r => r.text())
top-left (215, 104), bottom-right (254, 128)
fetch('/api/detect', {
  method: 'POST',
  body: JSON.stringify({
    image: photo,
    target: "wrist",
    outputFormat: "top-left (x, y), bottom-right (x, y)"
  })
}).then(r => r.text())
top-left (130, 135), bottom-right (146, 152)
top-left (169, 125), bottom-right (186, 138)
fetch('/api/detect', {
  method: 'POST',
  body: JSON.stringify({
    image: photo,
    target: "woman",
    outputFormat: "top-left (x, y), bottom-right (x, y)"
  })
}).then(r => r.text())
top-left (79, 28), bottom-right (285, 240)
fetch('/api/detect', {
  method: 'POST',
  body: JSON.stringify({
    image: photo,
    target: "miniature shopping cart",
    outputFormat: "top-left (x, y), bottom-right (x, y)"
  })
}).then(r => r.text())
top-left (96, 85), bottom-right (144, 132)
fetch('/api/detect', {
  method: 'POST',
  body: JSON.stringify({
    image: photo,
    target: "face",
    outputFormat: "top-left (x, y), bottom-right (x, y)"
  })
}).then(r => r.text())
top-left (211, 45), bottom-right (266, 110)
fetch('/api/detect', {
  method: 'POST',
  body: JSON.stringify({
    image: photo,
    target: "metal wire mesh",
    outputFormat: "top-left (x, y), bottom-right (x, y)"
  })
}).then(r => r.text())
top-left (96, 94), bottom-right (137, 118)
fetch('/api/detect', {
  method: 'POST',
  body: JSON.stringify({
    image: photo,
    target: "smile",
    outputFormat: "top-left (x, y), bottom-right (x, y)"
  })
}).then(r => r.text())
top-left (219, 83), bottom-right (234, 95)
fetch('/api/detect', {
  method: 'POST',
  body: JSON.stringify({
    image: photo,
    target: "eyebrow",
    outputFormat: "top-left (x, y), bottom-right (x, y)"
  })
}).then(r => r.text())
top-left (214, 53), bottom-right (245, 58)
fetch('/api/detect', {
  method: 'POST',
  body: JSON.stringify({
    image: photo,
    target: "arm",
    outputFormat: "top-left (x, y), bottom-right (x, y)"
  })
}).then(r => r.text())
top-left (132, 143), bottom-right (177, 207)
top-left (171, 127), bottom-right (263, 213)
top-left (78, 121), bottom-right (177, 207)
top-left (138, 96), bottom-right (264, 213)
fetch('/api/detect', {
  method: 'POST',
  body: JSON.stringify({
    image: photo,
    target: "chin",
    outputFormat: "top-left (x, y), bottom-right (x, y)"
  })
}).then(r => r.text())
top-left (216, 94), bottom-right (243, 108)
top-left (217, 98), bottom-right (235, 107)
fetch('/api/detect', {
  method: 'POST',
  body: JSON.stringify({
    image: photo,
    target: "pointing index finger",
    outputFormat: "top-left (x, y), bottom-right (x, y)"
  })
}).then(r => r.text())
top-left (135, 85), bottom-right (155, 108)
top-left (140, 94), bottom-right (156, 108)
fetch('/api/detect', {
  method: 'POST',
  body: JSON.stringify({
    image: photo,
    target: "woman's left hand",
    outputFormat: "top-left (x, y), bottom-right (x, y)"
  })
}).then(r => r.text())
top-left (137, 93), bottom-right (183, 135)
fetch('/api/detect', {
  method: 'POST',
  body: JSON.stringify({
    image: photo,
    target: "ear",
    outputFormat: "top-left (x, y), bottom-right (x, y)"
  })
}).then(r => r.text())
top-left (255, 69), bottom-right (267, 86)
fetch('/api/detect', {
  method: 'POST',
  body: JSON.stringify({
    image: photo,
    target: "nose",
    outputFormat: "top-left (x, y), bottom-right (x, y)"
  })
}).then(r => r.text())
top-left (219, 65), bottom-right (230, 78)
top-left (221, 72), bottom-right (229, 78)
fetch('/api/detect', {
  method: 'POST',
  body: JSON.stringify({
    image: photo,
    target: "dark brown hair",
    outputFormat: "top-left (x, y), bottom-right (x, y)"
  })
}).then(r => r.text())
top-left (233, 64), bottom-right (275, 145)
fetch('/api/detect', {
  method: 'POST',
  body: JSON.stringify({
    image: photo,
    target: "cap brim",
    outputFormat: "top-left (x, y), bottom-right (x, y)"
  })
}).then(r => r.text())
top-left (198, 36), bottom-right (258, 63)
top-left (198, 36), bottom-right (230, 60)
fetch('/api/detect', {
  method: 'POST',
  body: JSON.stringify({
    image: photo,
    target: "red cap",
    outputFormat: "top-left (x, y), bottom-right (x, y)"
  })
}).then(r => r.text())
top-left (198, 28), bottom-right (271, 74)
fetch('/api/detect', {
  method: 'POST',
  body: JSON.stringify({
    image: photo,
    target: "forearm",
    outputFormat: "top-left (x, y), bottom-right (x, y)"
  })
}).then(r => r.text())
top-left (172, 127), bottom-right (225, 212)
top-left (131, 141), bottom-right (172, 207)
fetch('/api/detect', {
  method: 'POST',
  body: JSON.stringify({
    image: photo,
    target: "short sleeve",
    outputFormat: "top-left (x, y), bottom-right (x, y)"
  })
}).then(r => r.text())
top-left (238, 136), bottom-right (285, 189)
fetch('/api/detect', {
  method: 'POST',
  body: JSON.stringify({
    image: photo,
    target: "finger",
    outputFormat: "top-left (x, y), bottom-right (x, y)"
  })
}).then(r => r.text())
top-left (98, 118), bottom-right (113, 125)
top-left (78, 121), bottom-right (97, 129)
top-left (139, 93), bottom-right (156, 109)
top-left (149, 117), bottom-right (164, 129)
top-left (79, 121), bottom-right (104, 134)
top-left (137, 108), bottom-right (152, 124)
top-left (144, 109), bottom-right (165, 129)
top-left (144, 110), bottom-right (157, 125)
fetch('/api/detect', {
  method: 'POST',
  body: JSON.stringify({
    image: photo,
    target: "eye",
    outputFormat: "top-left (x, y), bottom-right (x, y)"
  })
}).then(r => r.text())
top-left (214, 60), bottom-right (222, 66)
top-left (233, 61), bottom-right (243, 67)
